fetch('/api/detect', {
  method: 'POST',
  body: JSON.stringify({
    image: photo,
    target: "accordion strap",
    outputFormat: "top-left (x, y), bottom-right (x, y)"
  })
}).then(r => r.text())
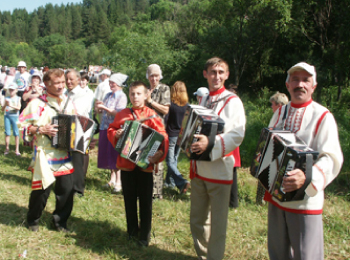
top-left (129, 108), bottom-right (157, 123)
top-left (293, 153), bottom-right (313, 200)
top-left (281, 105), bottom-right (289, 130)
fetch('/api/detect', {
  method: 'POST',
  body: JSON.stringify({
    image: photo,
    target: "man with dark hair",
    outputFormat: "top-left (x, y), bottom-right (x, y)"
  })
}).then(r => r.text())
top-left (19, 69), bottom-right (78, 232)
top-left (190, 57), bottom-right (246, 260)
top-left (266, 62), bottom-right (343, 259)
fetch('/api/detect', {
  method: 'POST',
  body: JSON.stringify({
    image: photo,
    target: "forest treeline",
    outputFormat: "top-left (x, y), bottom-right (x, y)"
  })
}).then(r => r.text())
top-left (0, 0), bottom-right (350, 97)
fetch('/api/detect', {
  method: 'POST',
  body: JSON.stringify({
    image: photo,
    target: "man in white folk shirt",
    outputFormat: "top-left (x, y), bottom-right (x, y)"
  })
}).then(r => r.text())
top-left (65, 69), bottom-right (94, 196)
top-left (266, 62), bottom-right (343, 260)
top-left (189, 57), bottom-right (246, 260)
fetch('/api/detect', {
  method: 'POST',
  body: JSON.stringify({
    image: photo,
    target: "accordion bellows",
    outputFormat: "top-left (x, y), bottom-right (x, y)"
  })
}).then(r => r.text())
top-left (177, 105), bottom-right (225, 161)
top-left (51, 114), bottom-right (96, 154)
top-left (115, 120), bottom-right (164, 169)
top-left (251, 128), bottom-right (318, 202)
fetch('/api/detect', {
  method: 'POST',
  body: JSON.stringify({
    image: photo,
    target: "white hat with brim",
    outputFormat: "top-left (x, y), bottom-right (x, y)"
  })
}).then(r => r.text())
top-left (30, 71), bottom-right (43, 83)
top-left (194, 87), bottom-right (209, 97)
top-left (17, 61), bottom-right (27, 67)
top-left (99, 69), bottom-right (111, 76)
top-left (6, 82), bottom-right (18, 90)
top-left (287, 62), bottom-right (317, 86)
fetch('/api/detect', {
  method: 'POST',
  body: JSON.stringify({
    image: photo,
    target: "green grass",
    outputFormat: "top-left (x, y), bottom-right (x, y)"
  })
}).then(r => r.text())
top-left (0, 114), bottom-right (349, 259)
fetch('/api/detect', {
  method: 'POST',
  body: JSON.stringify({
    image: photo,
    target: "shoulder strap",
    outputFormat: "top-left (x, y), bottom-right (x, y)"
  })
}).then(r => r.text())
top-left (281, 104), bottom-right (289, 130)
top-left (129, 107), bottom-right (157, 123)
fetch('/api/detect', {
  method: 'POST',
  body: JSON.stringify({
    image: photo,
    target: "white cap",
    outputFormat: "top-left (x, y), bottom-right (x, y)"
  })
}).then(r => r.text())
top-left (109, 73), bottom-right (128, 87)
top-left (286, 62), bottom-right (317, 86)
top-left (146, 64), bottom-right (163, 80)
top-left (7, 82), bottom-right (18, 90)
top-left (30, 71), bottom-right (43, 83)
top-left (17, 61), bottom-right (27, 67)
top-left (193, 87), bottom-right (209, 97)
top-left (99, 69), bottom-right (111, 76)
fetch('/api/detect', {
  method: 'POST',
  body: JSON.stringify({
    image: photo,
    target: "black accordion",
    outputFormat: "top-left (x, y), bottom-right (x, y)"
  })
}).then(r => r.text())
top-left (115, 120), bottom-right (164, 169)
top-left (250, 128), bottom-right (318, 202)
top-left (177, 105), bottom-right (225, 161)
top-left (51, 114), bottom-right (96, 154)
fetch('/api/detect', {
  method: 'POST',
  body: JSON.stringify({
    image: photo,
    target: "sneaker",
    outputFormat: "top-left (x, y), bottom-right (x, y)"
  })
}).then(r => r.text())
top-left (15, 152), bottom-right (21, 156)
top-left (4, 150), bottom-right (9, 155)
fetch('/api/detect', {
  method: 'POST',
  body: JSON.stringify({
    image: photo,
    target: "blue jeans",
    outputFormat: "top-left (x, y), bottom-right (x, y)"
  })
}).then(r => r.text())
top-left (4, 114), bottom-right (19, 136)
top-left (165, 136), bottom-right (188, 190)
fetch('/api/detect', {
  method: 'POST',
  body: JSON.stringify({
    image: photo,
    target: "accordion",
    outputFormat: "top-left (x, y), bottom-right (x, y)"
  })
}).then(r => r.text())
top-left (177, 105), bottom-right (225, 161)
top-left (250, 128), bottom-right (318, 202)
top-left (51, 114), bottom-right (96, 154)
top-left (115, 120), bottom-right (164, 169)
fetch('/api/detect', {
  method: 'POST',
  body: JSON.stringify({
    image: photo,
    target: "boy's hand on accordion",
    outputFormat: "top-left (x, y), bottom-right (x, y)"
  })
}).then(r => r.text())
top-left (115, 129), bottom-right (124, 139)
top-left (282, 169), bottom-right (306, 192)
top-left (42, 124), bottom-right (59, 137)
top-left (148, 150), bottom-right (164, 164)
top-left (191, 134), bottom-right (209, 155)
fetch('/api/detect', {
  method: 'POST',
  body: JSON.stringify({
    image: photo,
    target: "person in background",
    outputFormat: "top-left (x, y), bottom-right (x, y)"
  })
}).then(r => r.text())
top-left (266, 62), bottom-right (343, 260)
top-left (22, 71), bottom-right (44, 106)
top-left (107, 81), bottom-right (168, 247)
top-left (193, 87), bottom-right (209, 106)
top-left (95, 73), bottom-right (128, 194)
top-left (2, 82), bottom-right (21, 156)
top-left (80, 72), bottom-right (94, 118)
top-left (14, 61), bottom-right (31, 114)
top-left (270, 91), bottom-right (289, 112)
top-left (145, 64), bottom-right (171, 199)
top-left (65, 69), bottom-right (94, 196)
top-left (164, 81), bottom-right (190, 194)
top-left (94, 69), bottom-right (112, 103)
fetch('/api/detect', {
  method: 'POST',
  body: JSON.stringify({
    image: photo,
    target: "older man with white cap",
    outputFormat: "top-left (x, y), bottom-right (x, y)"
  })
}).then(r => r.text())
top-left (266, 62), bottom-right (343, 260)
top-left (14, 61), bottom-right (31, 93)
top-left (94, 68), bottom-right (112, 102)
top-left (145, 64), bottom-right (171, 199)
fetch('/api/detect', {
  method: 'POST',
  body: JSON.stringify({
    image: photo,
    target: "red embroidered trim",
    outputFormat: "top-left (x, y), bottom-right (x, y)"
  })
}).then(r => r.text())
top-left (315, 111), bottom-right (329, 136)
top-left (264, 192), bottom-right (323, 215)
top-left (209, 86), bottom-right (226, 96)
top-left (194, 174), bottom-right (233, 184)
top-left (273, 106), bottom-right (283, 128)
top-left (53, 168), bottom-right (74, 177)
top-left (218, 95), bottom-right (236, 115)
top-left (314, 164), bottom-right (326, 190)
top-left (219, 135), bottom-right (225, 157)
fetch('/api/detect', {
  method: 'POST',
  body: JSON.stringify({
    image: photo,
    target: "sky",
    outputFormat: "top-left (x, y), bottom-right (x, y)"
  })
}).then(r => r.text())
top-left (0, 0), bottom-right (83, 13)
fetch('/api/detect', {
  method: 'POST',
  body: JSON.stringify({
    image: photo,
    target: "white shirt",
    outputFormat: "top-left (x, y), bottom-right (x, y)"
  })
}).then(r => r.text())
top-left (94, 78), bottom-right (111, 101)
top-left (14, 71), bottom-right (31, 92)
top-left (68, 85), bottom-right (93, 118)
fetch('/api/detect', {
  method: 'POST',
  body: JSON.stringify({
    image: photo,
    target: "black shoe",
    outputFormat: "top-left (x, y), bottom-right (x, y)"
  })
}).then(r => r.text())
top-left (138, 240), bottom-right (149, 247)
top-left (28, 225), bottom-right (39, 232)
top-left (56, 226), bottom-right (70, 233)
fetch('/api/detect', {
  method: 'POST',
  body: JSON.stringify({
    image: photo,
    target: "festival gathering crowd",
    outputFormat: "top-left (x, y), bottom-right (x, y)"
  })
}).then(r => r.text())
top-left (0, 57), bottom-right (343, 260)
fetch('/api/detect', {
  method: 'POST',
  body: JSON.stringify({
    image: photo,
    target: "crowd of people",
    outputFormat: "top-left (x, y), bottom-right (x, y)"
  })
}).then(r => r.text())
top-left (0, 57), bottom-right (343, 260)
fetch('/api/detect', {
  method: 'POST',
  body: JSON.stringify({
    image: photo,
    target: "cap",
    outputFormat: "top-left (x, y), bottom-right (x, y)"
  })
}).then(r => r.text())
top-left (146, 64), bottom-right (163, 80)
top-left (17, 61), bottom-right (27, 68)
top-left (287, 62), bottom-right (317, 86)
top-left (7, 82), bottom-right (18, 90)
top-left (30, 71), bottom-right (42, 83)
top-left (193, 87), bottom-right (209, 97)
top-left (109, 73), bottom-right (128, 87)
top-left (99, 69), bottom-right (111, 76)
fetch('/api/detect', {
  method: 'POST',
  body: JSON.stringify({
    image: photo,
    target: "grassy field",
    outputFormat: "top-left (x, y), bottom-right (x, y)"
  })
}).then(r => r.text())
top-left (0, 114), bottom-right (349, 259)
